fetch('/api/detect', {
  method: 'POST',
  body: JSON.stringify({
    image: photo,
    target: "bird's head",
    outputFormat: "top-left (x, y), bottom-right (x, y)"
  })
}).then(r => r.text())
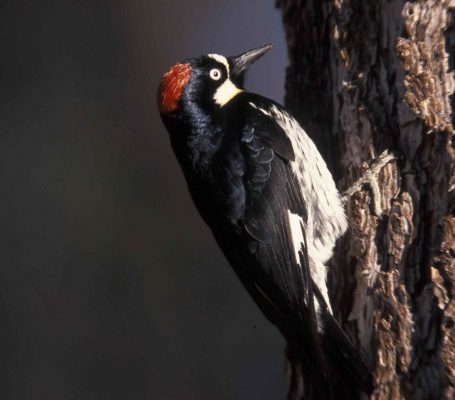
top-left (157, 43), bottom-right (273, 115)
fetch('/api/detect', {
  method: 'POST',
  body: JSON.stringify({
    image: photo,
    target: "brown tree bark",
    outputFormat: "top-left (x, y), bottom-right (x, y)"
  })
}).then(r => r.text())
top-left (276, 1), bottom-right (455, 399)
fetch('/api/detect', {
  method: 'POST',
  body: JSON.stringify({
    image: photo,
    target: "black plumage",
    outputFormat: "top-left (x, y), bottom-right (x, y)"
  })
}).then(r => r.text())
top-left (158, 45), bottom-right (372, 398)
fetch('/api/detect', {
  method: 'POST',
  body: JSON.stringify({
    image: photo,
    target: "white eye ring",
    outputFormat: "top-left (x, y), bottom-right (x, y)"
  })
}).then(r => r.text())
top-left (209, 68), bottom-right (222, 80)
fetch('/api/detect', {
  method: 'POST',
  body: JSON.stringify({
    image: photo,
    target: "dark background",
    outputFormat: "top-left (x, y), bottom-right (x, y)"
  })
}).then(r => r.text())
top-left (0, 1), bottom-right (289, 399)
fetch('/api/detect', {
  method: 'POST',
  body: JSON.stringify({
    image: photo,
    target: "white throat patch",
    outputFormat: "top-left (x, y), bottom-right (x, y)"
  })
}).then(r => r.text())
top-left (213, 79), bottom-right (243, 106)
top-left (208, 54), bottom-right (242, 106)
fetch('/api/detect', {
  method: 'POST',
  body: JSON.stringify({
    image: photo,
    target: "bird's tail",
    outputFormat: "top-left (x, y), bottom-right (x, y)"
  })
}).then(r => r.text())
top-left (308, 279), bottom-right (373, 397)
top-left (319, 309), bottom-right (373, 396)
top-left (286, 323), bottom-right (372, 400)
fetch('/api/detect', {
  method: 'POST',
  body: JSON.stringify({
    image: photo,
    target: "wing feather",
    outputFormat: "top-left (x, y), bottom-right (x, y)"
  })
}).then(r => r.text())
top-left (239, 102), bottom-right (325, 372)
top-left (209, 94), bottom-right (371, 393)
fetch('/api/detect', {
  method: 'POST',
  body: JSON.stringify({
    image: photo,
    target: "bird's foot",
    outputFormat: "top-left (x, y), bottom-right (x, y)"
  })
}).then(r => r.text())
top-left (342, 150), bottom-right (397, 216)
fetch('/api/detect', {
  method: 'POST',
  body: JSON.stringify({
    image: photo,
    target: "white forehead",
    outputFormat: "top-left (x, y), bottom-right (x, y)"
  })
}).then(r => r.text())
top-left (208, 54), bottom-right (230, 75)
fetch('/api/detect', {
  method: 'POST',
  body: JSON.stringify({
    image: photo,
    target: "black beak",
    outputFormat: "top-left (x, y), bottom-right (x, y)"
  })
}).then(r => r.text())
top-left (230, 43), bottom-right (273, 78)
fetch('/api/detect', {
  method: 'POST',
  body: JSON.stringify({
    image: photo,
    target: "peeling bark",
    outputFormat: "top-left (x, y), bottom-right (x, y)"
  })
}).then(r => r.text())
top-left (276, 1), bottom-right (455, 399)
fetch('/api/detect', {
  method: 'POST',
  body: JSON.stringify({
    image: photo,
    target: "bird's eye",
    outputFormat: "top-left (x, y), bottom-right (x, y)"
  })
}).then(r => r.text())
top-left (209, 68), bottom-right (222, 81)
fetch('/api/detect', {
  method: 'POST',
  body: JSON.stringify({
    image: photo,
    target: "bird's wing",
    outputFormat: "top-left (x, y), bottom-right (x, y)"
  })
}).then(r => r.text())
top-left (239, 99), bottom-right (326, 372)
top-left (238, 98), bottom-right (372, 393)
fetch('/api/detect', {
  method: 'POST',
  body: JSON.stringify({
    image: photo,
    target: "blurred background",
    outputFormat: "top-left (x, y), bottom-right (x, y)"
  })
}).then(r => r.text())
top-left (0, 1), bottom-right (289, 399)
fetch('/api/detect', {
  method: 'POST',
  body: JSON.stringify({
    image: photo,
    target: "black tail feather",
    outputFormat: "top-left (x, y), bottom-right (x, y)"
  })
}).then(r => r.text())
top-left (310, 278), bottom-right (373, 395)
top-left (319, 310), bottom-right (373, 395)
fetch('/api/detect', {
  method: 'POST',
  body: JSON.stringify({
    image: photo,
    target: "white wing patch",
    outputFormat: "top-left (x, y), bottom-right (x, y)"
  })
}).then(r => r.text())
top-left (287, 210), bottom-right (305, 264)
top-left (287, 209), bottom-right (332, 315)
top-left (249, 101), bottom-right (267, 114)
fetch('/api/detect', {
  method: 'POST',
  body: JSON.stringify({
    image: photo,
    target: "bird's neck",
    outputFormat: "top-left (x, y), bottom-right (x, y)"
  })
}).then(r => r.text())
top-left (170, 103), bottom-right (225, 175)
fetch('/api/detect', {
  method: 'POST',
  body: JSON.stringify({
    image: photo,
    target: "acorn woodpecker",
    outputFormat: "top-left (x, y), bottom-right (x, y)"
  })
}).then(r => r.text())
top-left (158, 44), bottom-right (372, 397)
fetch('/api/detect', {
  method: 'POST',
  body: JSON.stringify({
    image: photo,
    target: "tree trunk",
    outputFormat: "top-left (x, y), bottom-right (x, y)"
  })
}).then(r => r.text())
top-left (276, 1), bottom-right (455, 399)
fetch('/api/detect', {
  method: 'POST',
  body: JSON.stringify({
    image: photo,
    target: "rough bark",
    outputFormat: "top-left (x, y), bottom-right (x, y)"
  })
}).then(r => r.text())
top-left (276, 1), bottom-right (455, 399)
